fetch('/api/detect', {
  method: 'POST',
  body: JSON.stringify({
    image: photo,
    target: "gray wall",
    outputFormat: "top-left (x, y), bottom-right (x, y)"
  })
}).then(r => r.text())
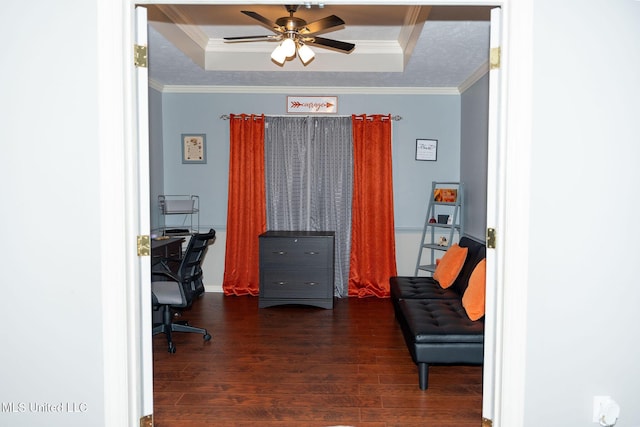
top-left (461, 74), bottom-right (489, 241)
top-left (524, 0), bottom-right (640, 425)
top-left (151, 91), bottom-right (469, 231)
top-left (149, 87), bottom-right (165, 229)
top-left (0, 0), bottom-right (105, 425)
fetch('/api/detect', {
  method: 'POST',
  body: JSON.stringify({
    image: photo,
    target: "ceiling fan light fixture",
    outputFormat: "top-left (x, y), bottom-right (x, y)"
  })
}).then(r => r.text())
top-left (297, 43), bottom-right (315, 64)
top-left (271, 45), bottom-right (287, 64)
top-left (281, 37), bottom-right (296, 58)
top-left (230, 6), bottom-right (354, 67)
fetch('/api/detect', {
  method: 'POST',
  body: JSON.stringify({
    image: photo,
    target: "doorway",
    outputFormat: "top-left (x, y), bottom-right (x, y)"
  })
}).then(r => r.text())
top-left (130, 2), bottom-right (520, 426)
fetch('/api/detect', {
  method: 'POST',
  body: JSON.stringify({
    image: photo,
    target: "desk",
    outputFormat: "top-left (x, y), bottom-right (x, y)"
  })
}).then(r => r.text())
top-left (151, 237), bottom-right (185, 270)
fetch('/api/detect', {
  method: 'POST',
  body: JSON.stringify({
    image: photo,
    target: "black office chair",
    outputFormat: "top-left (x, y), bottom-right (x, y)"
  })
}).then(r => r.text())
top-left (152, 228), bottom-right (216, 353)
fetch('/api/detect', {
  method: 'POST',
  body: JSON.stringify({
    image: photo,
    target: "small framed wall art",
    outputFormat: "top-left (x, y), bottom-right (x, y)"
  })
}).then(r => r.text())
top-left (415, 138), bottom-right (438, 161)
top-left (181, 133), bottom-right (206, 164)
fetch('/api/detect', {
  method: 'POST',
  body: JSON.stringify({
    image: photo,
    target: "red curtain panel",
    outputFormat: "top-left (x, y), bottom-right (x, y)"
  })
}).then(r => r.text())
top-left (348, 114), bottom-right (398, 297)
top-left (222, 114), bottom-right (266, 296)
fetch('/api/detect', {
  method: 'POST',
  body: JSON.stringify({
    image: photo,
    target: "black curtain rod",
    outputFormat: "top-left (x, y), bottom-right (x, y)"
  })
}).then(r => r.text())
top-left (219, 114), bottom-right (402, 121)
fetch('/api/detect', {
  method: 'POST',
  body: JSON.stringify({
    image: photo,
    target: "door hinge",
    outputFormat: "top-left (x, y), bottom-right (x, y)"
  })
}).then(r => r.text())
top-left (134, 44), bottom-right (148, 68)
top-left (482, 417), bottom-right (493, 427)
top-left (486, 228), bottom-right (496, 249)
top-left (137, 235), bottom-right (151, 256)
top-left (490, 46), bottom-right (501, 70)
top-left (140, 414), bottom-right (153, 427)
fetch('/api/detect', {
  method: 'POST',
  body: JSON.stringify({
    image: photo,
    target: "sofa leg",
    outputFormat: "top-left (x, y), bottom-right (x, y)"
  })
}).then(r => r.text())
top-left (418, 363), bottom-right (429, 390)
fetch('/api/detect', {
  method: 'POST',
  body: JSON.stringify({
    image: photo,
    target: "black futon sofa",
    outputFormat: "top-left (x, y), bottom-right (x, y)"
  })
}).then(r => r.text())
top-left (390, 236), bottom-right (486, 390)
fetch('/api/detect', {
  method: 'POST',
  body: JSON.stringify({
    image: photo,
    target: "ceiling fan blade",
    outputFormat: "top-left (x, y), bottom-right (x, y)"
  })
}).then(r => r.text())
top-left (224, 35), bottom-right (279, 42)
top-left (300, 15), bottom-right (346, 35)
top-left (241, 10), bottom-right (282, 33)
top-left (307, 36), bottom-right (355, 53)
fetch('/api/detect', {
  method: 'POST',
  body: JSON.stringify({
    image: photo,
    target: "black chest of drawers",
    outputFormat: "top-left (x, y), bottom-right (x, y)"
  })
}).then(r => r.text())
top-left (259, 231), bottom-right (335, 309)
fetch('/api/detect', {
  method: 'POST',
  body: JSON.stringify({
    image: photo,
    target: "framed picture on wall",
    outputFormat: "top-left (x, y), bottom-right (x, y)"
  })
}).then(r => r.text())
top-left (415, 138), bottom-right (438, 161)
top-left (181, 134), bottom-right (207, 164)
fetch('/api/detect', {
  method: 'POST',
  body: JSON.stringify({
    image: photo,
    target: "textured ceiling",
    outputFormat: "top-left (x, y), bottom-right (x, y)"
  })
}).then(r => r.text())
top-left (147, 5), bottom-right (492, 89)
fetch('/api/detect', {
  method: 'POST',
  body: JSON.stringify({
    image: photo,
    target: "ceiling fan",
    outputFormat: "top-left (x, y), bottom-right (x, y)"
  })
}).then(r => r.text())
top-left (223, 5), bottom-right (355, 66)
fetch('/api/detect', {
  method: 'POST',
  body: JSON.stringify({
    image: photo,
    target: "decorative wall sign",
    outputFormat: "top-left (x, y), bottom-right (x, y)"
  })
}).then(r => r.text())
top-left (415, 138), bottom-right (438, 161)
top-left (181, 134), bottom-right (207, 164)
top-left (287, 96), bottom-right (338, 114)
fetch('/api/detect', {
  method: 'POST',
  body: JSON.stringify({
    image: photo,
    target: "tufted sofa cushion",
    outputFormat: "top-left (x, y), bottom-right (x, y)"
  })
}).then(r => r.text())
top-left (395, 298), bottom-right (484, 390)
top-left (390, 276), bottom-right (459, 301)
top-left (399, 299), bottom-right (484, 344)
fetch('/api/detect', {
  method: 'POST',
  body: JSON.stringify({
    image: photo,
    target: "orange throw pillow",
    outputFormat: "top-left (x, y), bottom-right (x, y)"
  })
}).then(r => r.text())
top-left (463, 258), bottom-right (486, 321)
top-left (433, 243), bottom-right (468, 289)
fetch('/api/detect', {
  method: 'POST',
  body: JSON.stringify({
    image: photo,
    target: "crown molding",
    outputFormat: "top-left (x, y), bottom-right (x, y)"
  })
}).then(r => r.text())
top-left (458, 61), bottom-right (489, 93)
top-left (202, 39), bottom-right (404, 72)
top-left (149, 80), bottom-right (460, 95)
top-left (155, 5), bottom-right (210, 48)
top-left (398, 6), bottom-right (431, 67)
top-left (149, 79), bottom-right (165, 93)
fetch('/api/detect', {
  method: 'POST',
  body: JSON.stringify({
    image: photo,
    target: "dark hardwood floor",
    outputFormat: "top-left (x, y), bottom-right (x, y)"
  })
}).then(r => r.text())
top-left (153, 293), bottom-right (482, 427)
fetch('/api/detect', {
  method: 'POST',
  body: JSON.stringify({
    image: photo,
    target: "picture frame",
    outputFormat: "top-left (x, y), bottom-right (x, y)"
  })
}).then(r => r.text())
top-left (181, 134), bottom-right (206, 164)
top-left (415, 138), bottom-right (438, 161)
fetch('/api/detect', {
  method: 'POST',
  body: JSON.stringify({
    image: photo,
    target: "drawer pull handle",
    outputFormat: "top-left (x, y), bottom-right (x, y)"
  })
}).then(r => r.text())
top-left (305, 251), bottom-right (319, 255)
top-left (272, 251), bottom-right (288, 255)
top-left (305, 282), bottom-right (319, 286)
top-left (274, 281), bottom-right (288, 286)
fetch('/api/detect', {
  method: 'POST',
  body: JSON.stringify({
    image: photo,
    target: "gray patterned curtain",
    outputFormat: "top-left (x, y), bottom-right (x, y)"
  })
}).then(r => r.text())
top-left (264, 116), bottom-right (353, 297)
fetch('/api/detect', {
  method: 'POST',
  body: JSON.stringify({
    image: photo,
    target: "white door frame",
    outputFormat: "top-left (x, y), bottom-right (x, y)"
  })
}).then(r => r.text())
top-left (134, 5), bottom-right (155, 418)
top-left (98, 1), bottom-right (143, 426)
top-left (491, 1), bottom-right (533, 425)
top-left (482, 7), bottom-right (502, 424)
top-left (99, 0), bottom-right (534, 425)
